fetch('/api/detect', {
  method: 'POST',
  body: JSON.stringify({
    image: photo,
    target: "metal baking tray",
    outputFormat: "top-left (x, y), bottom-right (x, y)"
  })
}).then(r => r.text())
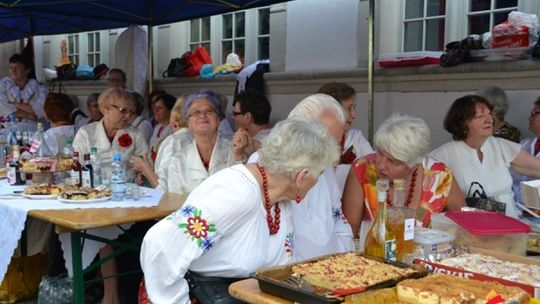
top-left (253, 252), bottom-right (428, 304)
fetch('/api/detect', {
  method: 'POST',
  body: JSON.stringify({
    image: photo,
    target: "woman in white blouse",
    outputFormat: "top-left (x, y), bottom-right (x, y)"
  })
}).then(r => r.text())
top-left (430, 95), bottom-right (540, 217)
top-left (140, 119), bottom-right (340, 304)
top-left (155, 90), bottom-right (248, 195)
top-left (72, 88), bottom-right (149, 304)
top-left (148, 92), bottom-right (175, 162)
top-left (318, 82), bottom-right (373, 193)
top-left (73, 88), bottom-right (148, 183)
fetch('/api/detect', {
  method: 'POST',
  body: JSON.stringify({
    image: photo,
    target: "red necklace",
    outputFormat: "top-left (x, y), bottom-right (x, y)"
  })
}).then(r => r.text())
top-left (256, 164), bottom-right (280, 235)
top-left (386, 168), bottom-right (418, 207)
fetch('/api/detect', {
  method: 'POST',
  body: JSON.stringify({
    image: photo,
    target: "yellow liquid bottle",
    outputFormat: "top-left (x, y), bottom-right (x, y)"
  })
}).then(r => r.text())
top-left (364, 179), bottom-right (397, 261)
top-left (388, 179), bottom-right (416, 262)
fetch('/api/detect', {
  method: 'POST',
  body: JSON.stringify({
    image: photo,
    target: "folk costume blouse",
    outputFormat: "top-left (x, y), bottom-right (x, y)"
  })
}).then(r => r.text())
top-left (141, 165), bottom-right (294, 304)
top-left (73, 120), bottom-right (148, 182)
top-left (430, 136), bottom-right (521, 218)
top-left (353, 153), bottom-right (453, 227)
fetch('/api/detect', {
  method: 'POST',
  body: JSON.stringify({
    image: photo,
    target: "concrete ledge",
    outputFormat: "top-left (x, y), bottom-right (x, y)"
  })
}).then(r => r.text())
top-left (58, 58), bottom-right (540, 96)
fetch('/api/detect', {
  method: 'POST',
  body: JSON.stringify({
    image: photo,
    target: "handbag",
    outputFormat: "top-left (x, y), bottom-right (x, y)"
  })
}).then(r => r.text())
top-left (465, 181), bottom-right (507, 213)
top-left (185, 271), bottom-right (244, 304)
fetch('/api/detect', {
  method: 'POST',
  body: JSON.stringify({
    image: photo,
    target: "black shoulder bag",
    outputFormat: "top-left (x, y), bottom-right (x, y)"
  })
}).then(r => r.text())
top-left (465, 181), bottom-right (507, 213)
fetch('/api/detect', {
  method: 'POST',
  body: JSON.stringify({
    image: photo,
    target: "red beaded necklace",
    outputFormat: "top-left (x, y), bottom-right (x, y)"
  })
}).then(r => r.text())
top-left (386, 168), bottom-right (418, 207)
top-left (256, 164), bottom-right (281, 235)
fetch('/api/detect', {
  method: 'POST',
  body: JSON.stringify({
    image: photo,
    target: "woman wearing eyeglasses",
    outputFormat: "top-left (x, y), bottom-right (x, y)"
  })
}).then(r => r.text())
top-left (430, 95), bottom-right (540, 218)
top-left (155, 89), bottom-right (249, 196)
top-left (72, 87), bottom-right (149, 304)
top-left (73, 87), bottom-right (148, 183)
top-left (512, 97), bottom-right (540, 203)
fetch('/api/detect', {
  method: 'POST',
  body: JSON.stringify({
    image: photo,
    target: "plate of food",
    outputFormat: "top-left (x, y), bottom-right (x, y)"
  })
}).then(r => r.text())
top-left (57, 186), bottom-right (112, 204)
top-left (22, 183), bottom-right (66, 199)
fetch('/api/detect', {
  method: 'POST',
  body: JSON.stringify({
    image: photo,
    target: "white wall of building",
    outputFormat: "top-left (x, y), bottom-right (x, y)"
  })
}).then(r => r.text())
top-left (285, 0), bottom-right (359, 71)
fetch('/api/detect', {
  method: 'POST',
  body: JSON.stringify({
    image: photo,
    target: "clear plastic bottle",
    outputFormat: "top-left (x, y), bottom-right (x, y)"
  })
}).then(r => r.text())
top-left (29, 122), bottom-right (52, 156)
top-left (63, 140), bottom-right (73, 158)
top-left (7, 114), bottom-right (18, 147)
top-left (110, 152), bottom-right (126, 201)
top-left (90, 147), bottom-right (102, 187)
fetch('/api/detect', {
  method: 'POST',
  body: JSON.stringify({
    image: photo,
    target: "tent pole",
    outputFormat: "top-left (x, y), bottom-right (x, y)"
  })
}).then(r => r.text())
top-left (147, 24), bottom-right (154, 94)
top-left (367, 0), bottom-right (375, 143)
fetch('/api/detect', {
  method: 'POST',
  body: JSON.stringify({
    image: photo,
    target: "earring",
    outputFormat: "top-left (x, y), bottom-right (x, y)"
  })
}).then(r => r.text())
top-left (295, 195), bottom-right (302, 204)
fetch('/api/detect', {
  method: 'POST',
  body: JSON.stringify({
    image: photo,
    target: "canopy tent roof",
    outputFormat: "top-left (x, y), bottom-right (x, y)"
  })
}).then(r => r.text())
top-left (0, 0), bottom-right (286, 42)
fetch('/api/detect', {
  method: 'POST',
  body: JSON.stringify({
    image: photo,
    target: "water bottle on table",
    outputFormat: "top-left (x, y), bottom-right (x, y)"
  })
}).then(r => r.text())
top-left (111, 152), bottom-right (126, 201)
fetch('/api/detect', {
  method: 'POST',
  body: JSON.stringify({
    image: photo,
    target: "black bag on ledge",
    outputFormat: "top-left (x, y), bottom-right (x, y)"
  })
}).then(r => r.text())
top-left (440, 37), bottom-right (482, 67)
top-left (465, 181), bottom-right (507, 213)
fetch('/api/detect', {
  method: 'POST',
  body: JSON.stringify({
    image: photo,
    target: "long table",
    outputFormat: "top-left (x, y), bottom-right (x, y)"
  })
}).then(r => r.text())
top-left (28, 191), bottom-right (186, 304)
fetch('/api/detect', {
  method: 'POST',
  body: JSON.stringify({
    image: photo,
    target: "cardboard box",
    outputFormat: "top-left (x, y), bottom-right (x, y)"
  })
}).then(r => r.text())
top-left (414, 247), bottom-right (540, 297)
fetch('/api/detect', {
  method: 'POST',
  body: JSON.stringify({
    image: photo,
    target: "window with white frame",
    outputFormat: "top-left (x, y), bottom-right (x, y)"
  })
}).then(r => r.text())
top-left (87, 31), bottom-right (101, 67)
top-left (468, 0), bottom-right (517, 35)
top-left (403, 0), bottom-right (446, 52)
top-left (257, 7), bottom-right (270, 60)
top-left (222, 12), bottom-right (245, 63)
top-left (190, 17), bottom-right (211, 51)
top-left (67, 34), bottom-right (80, 65)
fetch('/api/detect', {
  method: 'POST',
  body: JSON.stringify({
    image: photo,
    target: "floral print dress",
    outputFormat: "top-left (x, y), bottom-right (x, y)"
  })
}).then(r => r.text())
top-left (352, 153), bottom-right (453, 227)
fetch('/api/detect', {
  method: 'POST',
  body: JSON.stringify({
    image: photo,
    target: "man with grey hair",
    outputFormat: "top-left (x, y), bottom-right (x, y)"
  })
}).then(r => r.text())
top-left (287, 93), bottom-right (353, 260)
top-left (249, 93), bottom-right (353, 260)
top-left (476, 86), bottom-right (520, 143)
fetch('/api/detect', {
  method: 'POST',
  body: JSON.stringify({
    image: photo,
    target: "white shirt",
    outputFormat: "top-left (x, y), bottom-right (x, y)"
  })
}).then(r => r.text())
top-left (0, 78), bottom-right (47, 119)
top-left (43, 125), bottom-right (76, 156)
top-left (141, 165), bottom-right (294, 304)
top-left (511, 137), bottom-right (540, 202)
top-left (249, 152), bottom-right (353, 260)
top-left (430, 136), bottom-right (521, 217)
top-left (156, 132), bottom-right (232, 195)
top-left (291, 167), bottom-right (353, 260)
top-left (73, 120), bottom-right (149, 182)
top-left (149, 123), bottom-right (172, 165)
top-left (335, 128), bottom-right (374, 194)
top-left (130, 116), bottom-right (153, 144)
top-left (154, 128), bottom-right (192, 181)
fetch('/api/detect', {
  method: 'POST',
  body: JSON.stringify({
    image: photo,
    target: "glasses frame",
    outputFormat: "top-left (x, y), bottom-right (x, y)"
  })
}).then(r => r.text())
top-left (111, 104), bottom-right (136, 116)
top-left (531, 110), bottom-right (540, 117)
top-left (232, 111), bottom-right (246, 116)
top-left (188, 108), bottom-right (216, 119)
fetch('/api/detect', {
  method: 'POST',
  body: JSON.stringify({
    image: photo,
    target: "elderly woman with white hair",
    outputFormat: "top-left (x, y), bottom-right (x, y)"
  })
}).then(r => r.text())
top-left (155, 89), bottom-right (248, 195)
top-left (342, 114), bottom-right (464, 242)
top-left (140, 119), bottom-right (340, 304)
top-left (476, 86), bottom-right (520, 143)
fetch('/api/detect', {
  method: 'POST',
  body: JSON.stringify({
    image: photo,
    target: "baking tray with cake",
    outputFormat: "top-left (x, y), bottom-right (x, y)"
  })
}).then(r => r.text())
top-left (253, 252), bottom-right (428, 304)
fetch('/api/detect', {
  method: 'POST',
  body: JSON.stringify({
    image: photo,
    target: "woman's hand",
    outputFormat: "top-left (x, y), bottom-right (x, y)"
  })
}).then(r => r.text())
top-left (130, 155), bottom-right (159, 188)
top-left (232, 128), bottom-right (255, 161)
top-left (130, 155), bottom-right (151, 173)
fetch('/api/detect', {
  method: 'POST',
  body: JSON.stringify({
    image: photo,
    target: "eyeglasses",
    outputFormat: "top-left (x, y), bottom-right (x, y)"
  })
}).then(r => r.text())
top-left (111, 104), bottom-right (136, 116)
top-left (232, 111), bottom-right (246, 116)
top-left (188, 108), bottom-right (216, 118)
top-left (531, 110), bottom-right (540, 117)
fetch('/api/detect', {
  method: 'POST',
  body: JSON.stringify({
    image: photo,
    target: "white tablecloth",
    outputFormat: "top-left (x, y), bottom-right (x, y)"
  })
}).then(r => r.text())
top-left (0, 182), bottom-right (164, 281)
